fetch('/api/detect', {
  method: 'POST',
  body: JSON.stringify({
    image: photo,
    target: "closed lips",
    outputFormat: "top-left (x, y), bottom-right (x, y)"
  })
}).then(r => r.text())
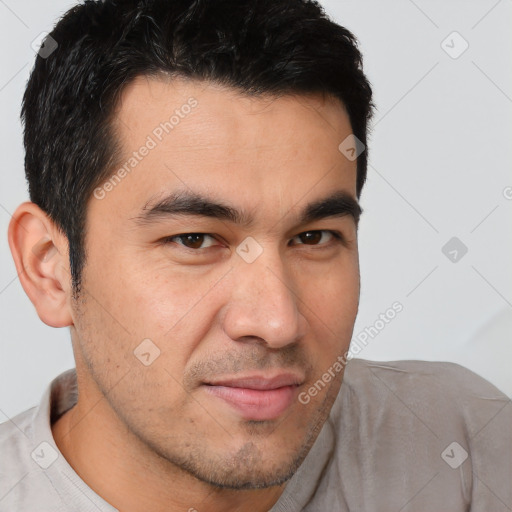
top-left (203, 373), bottom-right (304, 420)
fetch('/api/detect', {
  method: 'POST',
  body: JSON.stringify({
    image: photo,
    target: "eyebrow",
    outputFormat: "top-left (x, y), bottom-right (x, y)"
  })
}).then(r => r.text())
top-left (133, 190), bottom-right (362, 228)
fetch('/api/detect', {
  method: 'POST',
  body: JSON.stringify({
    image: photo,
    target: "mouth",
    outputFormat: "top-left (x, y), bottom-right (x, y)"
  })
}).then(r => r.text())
top-left (203, 373), bottom-right (304, 421)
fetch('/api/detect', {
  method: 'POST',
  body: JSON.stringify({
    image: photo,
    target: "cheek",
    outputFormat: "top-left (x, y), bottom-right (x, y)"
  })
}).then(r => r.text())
top-left (124, 264), bottom-right (226, 334)
top-left (299, 255), bottom-right (359, 325)
top-left (103, 262), bottom-right (230, 379)
top-left (298, 257), bottom-right (359, 367)
top-left (72, 273), bottom-right (202, 420)
top-left (85, 242), bottom-right (220, 333)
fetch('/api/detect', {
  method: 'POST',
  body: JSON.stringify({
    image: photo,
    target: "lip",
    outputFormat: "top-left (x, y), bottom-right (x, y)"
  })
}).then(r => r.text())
top-left (203, 372), bottom-right (303, 421)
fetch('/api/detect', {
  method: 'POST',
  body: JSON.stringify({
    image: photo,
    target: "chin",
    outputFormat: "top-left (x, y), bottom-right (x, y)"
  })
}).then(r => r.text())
top-left (168, 438), bottom-right (312, 490)
top-left (185, 458), bottom-right (299, 490)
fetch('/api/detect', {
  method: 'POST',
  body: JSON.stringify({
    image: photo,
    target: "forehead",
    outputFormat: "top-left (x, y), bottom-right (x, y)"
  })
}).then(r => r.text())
top-left (114, 74), bottom-right (350, 134)
top-left (93, 75), bottom-right (357, 223)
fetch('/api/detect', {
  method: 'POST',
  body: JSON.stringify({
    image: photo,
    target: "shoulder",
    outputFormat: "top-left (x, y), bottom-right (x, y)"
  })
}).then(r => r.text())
top-left (0, 404), bottom-right (65, 511)
top-left (0, 405), bottom-right (36, 461)
top-left (338, 358), bottom-right (512, 432)
top-left (342, 357), bottom-right (510, 403)
top-left (0, 406), bottom-right (46, 509)
top-left (315, 359), bottom-right (512, 509)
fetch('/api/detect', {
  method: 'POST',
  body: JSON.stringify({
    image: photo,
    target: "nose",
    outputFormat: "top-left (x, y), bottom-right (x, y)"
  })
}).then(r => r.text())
top-left (221, 251), bottom-right (307, 349)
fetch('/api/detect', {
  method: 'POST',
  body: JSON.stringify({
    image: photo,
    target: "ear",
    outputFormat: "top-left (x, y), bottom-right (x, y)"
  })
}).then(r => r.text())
top-left (8, 202), bottom-right (73, 327)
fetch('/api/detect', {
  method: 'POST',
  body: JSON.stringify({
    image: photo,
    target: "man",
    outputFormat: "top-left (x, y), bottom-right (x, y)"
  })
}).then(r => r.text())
top-left (1, 0), bottom-right (510, 511)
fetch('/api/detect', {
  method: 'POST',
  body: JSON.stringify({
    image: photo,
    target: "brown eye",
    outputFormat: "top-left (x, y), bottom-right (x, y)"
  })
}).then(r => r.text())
top-left (180, 234), bottom-right (205, 249)
top-left (165, 233), bottom-right (217, 250)
top-left (298, 231), bottom-right (323, 245)
top-left (294, 230), bottom-right (339, 246)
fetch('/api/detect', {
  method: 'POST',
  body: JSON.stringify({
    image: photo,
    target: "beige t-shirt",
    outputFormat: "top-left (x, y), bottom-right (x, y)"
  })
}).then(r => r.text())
top-left (1, 358), bottom-right (511, 511)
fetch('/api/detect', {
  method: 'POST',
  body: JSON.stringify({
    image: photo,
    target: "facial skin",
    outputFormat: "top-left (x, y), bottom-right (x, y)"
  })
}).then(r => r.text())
top-left (9, 76), bottom-right (360, 512)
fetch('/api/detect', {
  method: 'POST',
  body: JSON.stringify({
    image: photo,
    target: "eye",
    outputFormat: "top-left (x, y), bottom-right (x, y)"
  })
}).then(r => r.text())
top-left (291, 230), bottom-right (343, 246)
top-left (163, 233), bottom-right (220, 250)
top-left (161, 230), bottom-right (345, 251)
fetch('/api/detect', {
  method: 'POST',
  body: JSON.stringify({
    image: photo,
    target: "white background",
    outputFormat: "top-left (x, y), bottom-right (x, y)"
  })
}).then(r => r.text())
top-left (1, 0), bottom-right (511, 421)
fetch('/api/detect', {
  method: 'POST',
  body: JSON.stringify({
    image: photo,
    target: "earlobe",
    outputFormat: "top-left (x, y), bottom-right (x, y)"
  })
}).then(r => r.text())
top-left (8, 202), bottom-right (73, 328)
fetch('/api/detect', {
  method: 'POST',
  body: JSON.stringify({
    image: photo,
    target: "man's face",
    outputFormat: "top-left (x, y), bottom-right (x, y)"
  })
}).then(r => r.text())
top-left (72, 76), bottom-right (360, 489)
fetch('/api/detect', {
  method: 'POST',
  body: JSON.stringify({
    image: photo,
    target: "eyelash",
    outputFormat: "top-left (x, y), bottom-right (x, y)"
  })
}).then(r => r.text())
top-left (161, 230), bottom-right (345, 251)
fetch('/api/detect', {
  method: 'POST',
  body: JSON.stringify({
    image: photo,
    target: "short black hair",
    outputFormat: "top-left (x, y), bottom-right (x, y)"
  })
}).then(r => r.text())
top-left (21, 0), bottom-right (374, 297)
